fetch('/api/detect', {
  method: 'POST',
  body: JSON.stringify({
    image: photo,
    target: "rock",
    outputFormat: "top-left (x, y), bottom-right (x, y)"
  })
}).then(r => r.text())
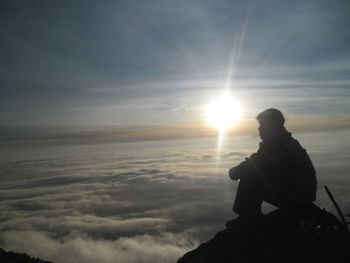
top-left (177, 204), bottom-right (350, 263)
top-left (0, 248), bottom-right (53, 263)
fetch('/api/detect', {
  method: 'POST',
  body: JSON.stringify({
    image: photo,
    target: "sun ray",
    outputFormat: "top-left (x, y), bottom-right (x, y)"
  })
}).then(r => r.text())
top-left (212, 3), bottom-right (251, 168)
top-left (206, 91), bottom-right (242, 168)
top-left (225, 2), bottom-right (251, 92)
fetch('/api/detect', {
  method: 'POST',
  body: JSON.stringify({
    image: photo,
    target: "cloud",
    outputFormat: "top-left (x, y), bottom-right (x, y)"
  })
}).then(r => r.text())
top-left (0, 125), bottom-right (219, 147)
top-left (0, 129), bottom-right (349, 262)
top-left (1, 231), bottom-right (198, 263)
top-left (1, 213), bottom-right (170, 239)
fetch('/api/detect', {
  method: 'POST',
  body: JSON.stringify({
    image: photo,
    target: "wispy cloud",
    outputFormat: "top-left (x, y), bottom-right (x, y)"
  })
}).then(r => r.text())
top-left (1, 0), bottom-right (349, 128)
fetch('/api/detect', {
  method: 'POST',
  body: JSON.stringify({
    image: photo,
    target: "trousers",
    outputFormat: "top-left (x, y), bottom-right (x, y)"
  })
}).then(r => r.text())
top-left (233, 171), bottom-right (279, 216)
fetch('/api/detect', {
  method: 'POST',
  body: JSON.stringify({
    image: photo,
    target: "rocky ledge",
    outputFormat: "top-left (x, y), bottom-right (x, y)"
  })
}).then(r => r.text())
top-left (177, 204), bottom-right (350, 263)
top-left (0, 248), bottom-right (53, 263)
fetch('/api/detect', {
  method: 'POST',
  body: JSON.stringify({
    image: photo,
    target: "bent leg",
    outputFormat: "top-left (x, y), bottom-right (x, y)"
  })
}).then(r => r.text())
top-left (233, 172), bottom-right (277, 216)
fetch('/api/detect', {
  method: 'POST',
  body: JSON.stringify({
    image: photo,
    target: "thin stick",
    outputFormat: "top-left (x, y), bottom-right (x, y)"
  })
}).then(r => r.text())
top-left (324, 185), bottom-right (349, 231)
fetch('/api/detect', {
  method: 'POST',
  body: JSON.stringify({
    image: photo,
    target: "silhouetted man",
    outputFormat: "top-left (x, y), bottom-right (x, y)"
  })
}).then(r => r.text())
top-left (228, 109), bottom-right (317, 223)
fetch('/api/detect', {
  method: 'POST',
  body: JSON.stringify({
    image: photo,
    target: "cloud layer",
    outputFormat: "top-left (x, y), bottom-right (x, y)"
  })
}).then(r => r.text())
top-left (1, 131), bottom-right (350, 262)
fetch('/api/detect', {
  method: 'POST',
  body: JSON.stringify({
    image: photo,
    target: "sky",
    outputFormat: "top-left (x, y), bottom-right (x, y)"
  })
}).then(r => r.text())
top-left (1, 0), bottom-right (350, 144)
top-left (0, 0), bottom-right (350, 262)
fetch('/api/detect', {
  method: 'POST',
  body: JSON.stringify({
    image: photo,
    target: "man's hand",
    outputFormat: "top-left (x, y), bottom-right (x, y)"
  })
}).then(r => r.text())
top-left (229, 167), bottom-right (241, 181)
top-left (229, 159), bottom-right (253, 181)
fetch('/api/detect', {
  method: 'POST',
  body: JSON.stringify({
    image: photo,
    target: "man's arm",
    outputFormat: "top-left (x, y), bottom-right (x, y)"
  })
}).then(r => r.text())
top-left (229, 158), bottom-right (253, 180)
top-left (229, 143), bottom-right (266, 181)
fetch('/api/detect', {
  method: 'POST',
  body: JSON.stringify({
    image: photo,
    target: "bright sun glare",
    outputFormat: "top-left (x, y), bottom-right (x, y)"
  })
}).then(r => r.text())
top-left (207, 91), bottom-right (241, 131)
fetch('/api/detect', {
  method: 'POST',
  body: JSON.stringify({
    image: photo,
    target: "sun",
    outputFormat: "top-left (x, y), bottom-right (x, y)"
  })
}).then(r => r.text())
top-left (206, 92), bottom-right (241, 131)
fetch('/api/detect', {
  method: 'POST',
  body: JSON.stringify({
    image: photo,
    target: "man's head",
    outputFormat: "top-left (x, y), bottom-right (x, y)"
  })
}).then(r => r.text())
top-left (256, 108), bottom-right (285, 141)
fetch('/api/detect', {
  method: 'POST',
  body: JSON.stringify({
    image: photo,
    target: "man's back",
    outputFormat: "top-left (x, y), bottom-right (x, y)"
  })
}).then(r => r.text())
top-left (251, 133), bottom-right (317, 207)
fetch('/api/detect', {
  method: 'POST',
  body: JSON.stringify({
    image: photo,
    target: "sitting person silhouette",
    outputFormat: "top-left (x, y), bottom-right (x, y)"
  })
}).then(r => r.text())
top-left (227, 108), bottom-right (317, 226)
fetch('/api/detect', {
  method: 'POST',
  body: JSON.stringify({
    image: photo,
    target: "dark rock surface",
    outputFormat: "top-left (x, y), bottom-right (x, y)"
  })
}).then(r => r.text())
top-left (177, 205), bottom-right (350, 263)
top-left (0, 248), bottom-right (53, 263)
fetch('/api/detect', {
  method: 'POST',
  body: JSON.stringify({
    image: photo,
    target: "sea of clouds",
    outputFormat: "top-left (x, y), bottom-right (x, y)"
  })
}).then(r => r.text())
top-left (0, 131), bottom-right (349, 263)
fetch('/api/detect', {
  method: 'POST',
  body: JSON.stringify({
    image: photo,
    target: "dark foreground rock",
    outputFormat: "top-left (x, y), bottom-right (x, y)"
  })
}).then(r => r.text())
top-left (177, 205), bottom-right (350, 263)
top-left (0, 248), bottom-right (53, 263)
